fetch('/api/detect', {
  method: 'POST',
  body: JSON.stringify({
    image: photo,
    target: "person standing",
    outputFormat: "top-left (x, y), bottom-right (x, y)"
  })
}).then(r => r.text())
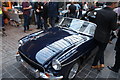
top-left (83, 2), bottom-right (88, 11)
top-left (22, 0), bottom-right (32, 32)
top-left (68, 2), bottom-right (77, 18)
top-left (34, 2), bottom-right (43, 29)
top-left (42, 1), bottom-right (48, 30)
top-left (109, 2), bottom-right (120, 43)
top-left (78, 2), bottom-right (83, 19)
top-left (107, 29), bottom-right (120, 73)
top-left (74, 2), bottom-right (81, 18)
top-left (47, 2), bottom-right (59, 27)
top-left (91, 2), bottom-right (118, 69)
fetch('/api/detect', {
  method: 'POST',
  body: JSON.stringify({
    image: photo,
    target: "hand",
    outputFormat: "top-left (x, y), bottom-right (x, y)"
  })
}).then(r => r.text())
top-left (113, 31), bottom-right (118, 38)
top-left (36, 9), bottom-right (40, 12)
top-left (29, 5), bottom-right (32, 9)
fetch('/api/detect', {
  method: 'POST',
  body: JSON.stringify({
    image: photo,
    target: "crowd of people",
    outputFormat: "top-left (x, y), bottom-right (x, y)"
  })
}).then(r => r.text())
top-left (21, 1), bottom-right (100, 32)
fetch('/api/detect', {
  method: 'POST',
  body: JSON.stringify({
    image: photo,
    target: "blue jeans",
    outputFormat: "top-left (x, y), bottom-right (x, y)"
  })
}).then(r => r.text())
top-left (23, 14), bottom-right (30, 31)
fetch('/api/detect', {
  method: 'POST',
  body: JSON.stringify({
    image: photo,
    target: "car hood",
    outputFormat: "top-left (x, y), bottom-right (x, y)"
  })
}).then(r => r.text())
top-left (19, 27), bottom-right (87, 65)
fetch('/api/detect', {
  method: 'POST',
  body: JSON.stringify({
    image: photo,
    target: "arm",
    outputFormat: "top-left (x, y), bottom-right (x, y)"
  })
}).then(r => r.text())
top-left (22, 2), bottom-right (32, 10)
top-left (111, 13), bottom-right (118, 31)
top-left (23, 6), bottom-right (32, 10)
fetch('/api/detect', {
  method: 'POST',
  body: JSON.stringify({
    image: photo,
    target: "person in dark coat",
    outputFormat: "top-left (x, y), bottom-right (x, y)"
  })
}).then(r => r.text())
top-left (42, 2), bottom-right (48, 30)
top-left (107, 30), bottom-right (120, 73)
top-left (47, 2), bottom-right (59, 27)
top-left (34, 2), bottom-right (43, 29)
top-left (91, 2), bottom-right (118, 69)
top-left (68, 2), bottom-right (77, 18)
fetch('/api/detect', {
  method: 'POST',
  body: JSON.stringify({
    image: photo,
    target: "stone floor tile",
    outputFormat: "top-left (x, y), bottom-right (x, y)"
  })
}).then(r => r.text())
top-left (12, 73), bottom-right (26, 78)
top-left (87, 71), bottom-right (98, 78)
top-left (2, 72), bottom-right (12, 78)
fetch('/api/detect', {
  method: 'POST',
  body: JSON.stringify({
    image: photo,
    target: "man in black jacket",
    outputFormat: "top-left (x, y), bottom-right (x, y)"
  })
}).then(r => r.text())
top-left (92, 2), bottom-right (118, 69)
top-left (47, 2), bottom-right (59, 27)
top-left (108, 30), bottom-right (120, 73)
top-left (68, 2), bottom-right (77, 18)
top-left (34, 2), bottom-right (43, 29)
top-left (42, 2), bottom-right (48, 30)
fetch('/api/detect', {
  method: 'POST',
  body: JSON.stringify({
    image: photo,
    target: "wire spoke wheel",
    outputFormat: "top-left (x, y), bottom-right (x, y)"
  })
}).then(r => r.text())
top-left (68, 62), bottom-right (79, 79)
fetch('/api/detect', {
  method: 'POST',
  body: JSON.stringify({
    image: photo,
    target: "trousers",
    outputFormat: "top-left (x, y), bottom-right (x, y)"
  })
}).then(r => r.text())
top-left (92, 39), bottom-right (108, 66)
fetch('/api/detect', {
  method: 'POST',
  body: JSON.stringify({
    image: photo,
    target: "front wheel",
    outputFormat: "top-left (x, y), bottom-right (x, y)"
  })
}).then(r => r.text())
top-left (68, 62), bottom-right (79, 79)
top-left (63, 60), bottom-right (80, 80)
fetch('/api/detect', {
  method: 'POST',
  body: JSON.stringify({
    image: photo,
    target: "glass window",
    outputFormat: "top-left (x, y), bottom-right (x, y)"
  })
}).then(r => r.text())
top-left (60, 18), bottom-right (96, 36)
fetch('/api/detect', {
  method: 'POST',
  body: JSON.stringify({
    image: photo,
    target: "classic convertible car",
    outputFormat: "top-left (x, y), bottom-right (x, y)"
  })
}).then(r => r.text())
top-left (16, 17), bottom-right (97, 80)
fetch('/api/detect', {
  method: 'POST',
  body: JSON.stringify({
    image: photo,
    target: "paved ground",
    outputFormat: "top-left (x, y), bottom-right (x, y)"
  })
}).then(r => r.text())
top-left (1, 24), bottom-right (120, 80)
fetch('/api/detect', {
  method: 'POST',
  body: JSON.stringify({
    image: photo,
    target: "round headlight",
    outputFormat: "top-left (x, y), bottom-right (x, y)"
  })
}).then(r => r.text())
top-left (52, 59), bottom-right (61, 70)
top-left (19, 40), bottom-right (24, 46)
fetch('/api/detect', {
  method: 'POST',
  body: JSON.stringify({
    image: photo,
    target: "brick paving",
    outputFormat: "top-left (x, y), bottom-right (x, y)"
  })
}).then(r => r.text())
top-left (1, 24), bottom-right (120, 80)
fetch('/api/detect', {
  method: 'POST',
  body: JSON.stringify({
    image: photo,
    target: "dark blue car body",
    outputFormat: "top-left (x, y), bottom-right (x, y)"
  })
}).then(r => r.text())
top-left (16, 18), bottom-right (97, 79)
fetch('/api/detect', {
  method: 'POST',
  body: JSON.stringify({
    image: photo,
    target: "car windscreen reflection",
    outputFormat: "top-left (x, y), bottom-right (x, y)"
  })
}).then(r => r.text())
top-left (59, 18), bottom-right (97, 36)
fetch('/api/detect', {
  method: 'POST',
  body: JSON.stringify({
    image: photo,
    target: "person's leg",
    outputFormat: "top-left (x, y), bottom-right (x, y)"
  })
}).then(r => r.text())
top-left (49, 17), bottom-right (52, 27)
top-left (99, 42), bottom-right (108, 65)
top-left (78, 11), bottom-right (82, 19)
top-left (51, 17), bottom-right (56, 27)
top-left (36, 14), bottom-right (40, 29)
top-left (39, 14), bottom-right (43, 29)
top-left (108, 50), bottom-right (120, 73)
top-left (92, 41), bottom-right (107, 66)
top-left (23, 15), bottom-right (27, 32)
top-left (43, 17), bottom-right (48, 30)
top-left (113, 50), bottom-right (120, 71)
top-left (27, 15), bottom-right (30, 30)
top-left (49, 17), bottom-right (55, 27)
top-left (92, 41), bottom-right (100, 66)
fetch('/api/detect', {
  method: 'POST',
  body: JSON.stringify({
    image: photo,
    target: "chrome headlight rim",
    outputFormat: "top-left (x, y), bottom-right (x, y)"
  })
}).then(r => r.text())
top-left (19, 40), bottom-right (24, 46)
top-left (52, 59), bottom-right (61, 70)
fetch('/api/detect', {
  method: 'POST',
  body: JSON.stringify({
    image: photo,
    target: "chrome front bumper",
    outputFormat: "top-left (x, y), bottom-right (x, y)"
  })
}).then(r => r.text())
top-left (16, 54), bottom-right (63, 80)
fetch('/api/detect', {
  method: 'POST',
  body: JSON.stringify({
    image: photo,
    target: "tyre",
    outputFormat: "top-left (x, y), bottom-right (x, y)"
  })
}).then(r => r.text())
top-left (63, 60), bottom-right (80, 80)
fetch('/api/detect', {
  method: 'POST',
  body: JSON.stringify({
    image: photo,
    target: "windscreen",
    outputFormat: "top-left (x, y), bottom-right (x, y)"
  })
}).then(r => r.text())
top-left (59, 18), bottom-right (97, 36)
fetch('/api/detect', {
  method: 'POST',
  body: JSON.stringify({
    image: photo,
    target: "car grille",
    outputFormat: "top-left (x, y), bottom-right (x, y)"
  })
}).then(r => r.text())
top-left (19, 51), bottom-right (45, 72)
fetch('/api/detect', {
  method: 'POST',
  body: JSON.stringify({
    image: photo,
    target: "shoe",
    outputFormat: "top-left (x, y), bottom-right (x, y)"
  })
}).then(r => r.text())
top-left (24, 30), bottom-right (27, 33)
top-left (91, 65), bottom-right (99, 69)
top-left (27, 29), bottom-right (32, 31)
top-left (107, 66), bottom-right (118, 73)
top-left (99, 64), bottom-right (105, 68)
